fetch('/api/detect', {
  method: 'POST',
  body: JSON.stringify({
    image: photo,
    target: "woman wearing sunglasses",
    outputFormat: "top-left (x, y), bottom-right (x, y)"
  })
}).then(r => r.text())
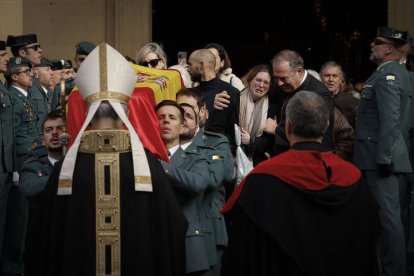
top-left (135, 42), bottom-right (167, 69)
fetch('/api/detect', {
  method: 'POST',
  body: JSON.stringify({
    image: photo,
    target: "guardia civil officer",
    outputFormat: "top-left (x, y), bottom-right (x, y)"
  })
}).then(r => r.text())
top-left (353, 26), bottom-right (413, 276)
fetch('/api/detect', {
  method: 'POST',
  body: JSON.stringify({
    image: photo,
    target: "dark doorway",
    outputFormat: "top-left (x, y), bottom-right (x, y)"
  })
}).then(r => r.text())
top-left (153, 0), bottom-right (387, 83)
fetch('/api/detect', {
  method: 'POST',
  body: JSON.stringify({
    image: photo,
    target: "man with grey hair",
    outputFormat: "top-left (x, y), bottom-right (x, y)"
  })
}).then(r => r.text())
top-left (222, 91), bottom-right (379, 275)
top-left (320, 61), bottom-right (358, 129)
top-left (267, 50), bottom-right (334, 156)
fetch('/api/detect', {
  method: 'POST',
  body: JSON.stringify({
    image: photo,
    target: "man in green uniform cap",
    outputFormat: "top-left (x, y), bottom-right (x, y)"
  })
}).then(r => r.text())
top-left (353, 26), bottom-right (413, 276)
top-left (73, 40), bottom-right (95, 70)
top-left (7, 34), bottom-right (49, 133)
top-left (5, 56), bottom-right (40, 171)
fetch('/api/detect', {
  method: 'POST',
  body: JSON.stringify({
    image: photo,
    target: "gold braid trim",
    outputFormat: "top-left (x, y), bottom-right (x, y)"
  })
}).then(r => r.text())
top-left (84, 92), bottom-right (130, 106)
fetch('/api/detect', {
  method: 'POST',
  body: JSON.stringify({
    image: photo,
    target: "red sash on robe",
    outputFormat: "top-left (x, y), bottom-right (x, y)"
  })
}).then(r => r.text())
top-left (222, 149), bottom-right (361, 213)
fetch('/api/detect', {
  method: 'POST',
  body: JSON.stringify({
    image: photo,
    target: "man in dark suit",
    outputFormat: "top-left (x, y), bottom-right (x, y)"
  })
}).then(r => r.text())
top-left (267, 50), bottom-right (334, 155)
top-left (353, 27), bottom-right (413, 276)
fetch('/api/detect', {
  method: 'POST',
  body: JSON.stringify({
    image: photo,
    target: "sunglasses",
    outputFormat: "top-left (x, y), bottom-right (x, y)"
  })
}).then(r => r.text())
top-left (14, 68), bottom-right (32, 76)
top-left (23, 44), bottom-right (41, 51)
top-left (373, 38), bottom-right (395, 46)
top-left (141, 58), bottom-right (161, 67)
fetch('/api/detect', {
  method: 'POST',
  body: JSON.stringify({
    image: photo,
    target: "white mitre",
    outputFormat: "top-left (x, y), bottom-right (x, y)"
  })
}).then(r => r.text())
top-left (58, 42), bottom-right (152, 195)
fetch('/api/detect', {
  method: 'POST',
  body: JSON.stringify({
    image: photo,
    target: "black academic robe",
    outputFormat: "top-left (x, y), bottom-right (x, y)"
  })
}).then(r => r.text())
top-left (25, 149), bottom-right (188, 276)
top-left (222, 142), bottom-right (379, 276)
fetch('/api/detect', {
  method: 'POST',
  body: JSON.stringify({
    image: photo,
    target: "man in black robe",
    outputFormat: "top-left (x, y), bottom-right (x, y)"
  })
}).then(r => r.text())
top-left (221, 91), bottom-right (379, 276)
top-left (24, 43), bottom-right (187, 276)
top-left (268, 50), bottom-right (334, 155)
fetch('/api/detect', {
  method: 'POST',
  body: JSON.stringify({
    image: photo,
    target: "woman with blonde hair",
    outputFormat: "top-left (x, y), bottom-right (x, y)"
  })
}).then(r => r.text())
top-left (135, 42), bottom-right (168, 69)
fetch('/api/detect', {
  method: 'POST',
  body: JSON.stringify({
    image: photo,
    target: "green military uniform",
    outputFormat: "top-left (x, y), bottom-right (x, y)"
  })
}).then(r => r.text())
top-left (0, 82), bottom-right (26, 276)
top-left (19, 145), bottom-right (53, 197)
top-left (161, 146), bottom-right (211, 274)
top-left (30, 77), bottom-right (50, 133)
top-left (2, 54), bottom-right (41, 275)
top-left (6, 34), bottom-right (50, 133)
top-left (9, 85), bottom-right (40, 171)
top-left (32, 57), bottom-right (60, 128)
top-left (187, 129), bottom-right (233, 275)
top-left (353, 27), bottom-right (413, 276)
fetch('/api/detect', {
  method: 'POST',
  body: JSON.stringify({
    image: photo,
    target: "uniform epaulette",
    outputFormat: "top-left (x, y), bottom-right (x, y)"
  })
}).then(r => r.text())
top-left (28, 145), bottom-right (48, 158)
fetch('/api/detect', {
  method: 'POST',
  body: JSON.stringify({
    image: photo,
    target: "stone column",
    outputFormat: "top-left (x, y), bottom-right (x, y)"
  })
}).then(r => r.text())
top-left (0, 0), bottom-right (23, 43)
top-left (388, 0), bottom-right (414, 34)
top-left (22, 0), bottom-right (151, 61)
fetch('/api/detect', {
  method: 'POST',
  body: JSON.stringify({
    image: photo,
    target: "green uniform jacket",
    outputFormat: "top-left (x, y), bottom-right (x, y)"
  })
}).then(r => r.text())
top-left (9, 85), bottom-right (40, 171)
top-left (29, 78), bottom-right (50, 133)
top-left (19, 145), bottom-right (53, 197)
top-left (185, 129), bottom-right (234, 266)
top-left (162, 147), bottom-right (211, 273)
top-left (0, 84), bottom-right (15, 173)
top-left (354, 61), bottom-right (413, 172)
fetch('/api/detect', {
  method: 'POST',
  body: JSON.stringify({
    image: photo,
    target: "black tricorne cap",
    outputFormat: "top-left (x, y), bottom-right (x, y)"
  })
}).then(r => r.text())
top-left (6, 34), bottom-right (38, 48)
top-left (0, 41), bottom-right (6, 51)
top-left (377, 27), bottom-right (408, 46)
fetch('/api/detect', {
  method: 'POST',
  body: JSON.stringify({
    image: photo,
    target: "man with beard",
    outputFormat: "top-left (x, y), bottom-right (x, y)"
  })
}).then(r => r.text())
top-left (177, 89), bottom-right (234, 274)
top-left (19, 110), bottom-right (65, 274)
top-left (353, 27), bottom-right (412, 276)
top-left (188, 49), bottom-right (239, 153)
top-left (19, 109), bottom-right (64, 197)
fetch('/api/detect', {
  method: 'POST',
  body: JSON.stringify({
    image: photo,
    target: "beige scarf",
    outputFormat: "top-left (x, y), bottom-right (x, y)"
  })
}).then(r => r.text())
top-left (239, 88), bottom-right (268, 138)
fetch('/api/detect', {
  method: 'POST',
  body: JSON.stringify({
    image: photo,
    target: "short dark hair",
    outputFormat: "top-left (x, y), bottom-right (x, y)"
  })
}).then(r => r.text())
top-left (285, 91), bottom-right (329, 138)
top-left (179, 102), bottom-right (198, 124)
top-left (176, 88), bottom-right (205, 110)
top-left (204, 43), bottom-right (232, 72)
top-left (155, 100), bottom-right (185, 122)
top-left (42, 109), bottom-right (63, 132)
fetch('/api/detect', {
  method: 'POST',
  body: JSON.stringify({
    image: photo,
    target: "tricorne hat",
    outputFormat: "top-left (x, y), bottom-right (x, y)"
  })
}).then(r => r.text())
top-left (6, 34), bottom-right (37, 48)
top-left (58, 42), bottom-right (152, 195)
top-left (377, 27), bottom-right (408, 44)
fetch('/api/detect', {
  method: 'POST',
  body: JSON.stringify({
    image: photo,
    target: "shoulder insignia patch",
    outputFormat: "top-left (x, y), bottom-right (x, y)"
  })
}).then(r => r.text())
top-left (386, 75), bottom-right (396, 81)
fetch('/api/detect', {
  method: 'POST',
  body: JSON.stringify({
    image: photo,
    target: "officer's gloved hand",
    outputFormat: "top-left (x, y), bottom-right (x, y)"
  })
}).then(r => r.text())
top-left (377, 163), bottom-right (394, 178)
